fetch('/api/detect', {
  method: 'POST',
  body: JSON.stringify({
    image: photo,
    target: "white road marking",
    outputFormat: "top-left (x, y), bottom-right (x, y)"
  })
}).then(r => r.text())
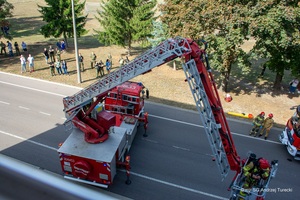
top-left (0, 100), bottom-right (10, 105)
top-left (149, 114), bottom-right (282, 144)
top-left (142, 138), bottom-right (158, 143)
top-left (0, 80), bottom-right (66, 97)
top-left (149, 114), bottom-right (202, 128)
top-left (39, 111), bottom-right (51, 116)
top-left (18, 106), bottom-right (30, 110)
top-left (121, 170), bottom-right (228, 200)
top-left (0, 130), bottom-right (57, 151)
top-left (0, 71), bottom-right (82, 90)
top-left (173, 145), bottom-right (190, 151)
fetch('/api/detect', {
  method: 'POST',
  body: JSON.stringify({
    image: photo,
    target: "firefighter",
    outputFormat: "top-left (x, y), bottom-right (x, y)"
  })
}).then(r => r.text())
top-left (240, 156), bottom-right (270, 198)
top-left (259, 113), bottom-right (274, 140)
top-left (250, 112), bottom-right (265, 136)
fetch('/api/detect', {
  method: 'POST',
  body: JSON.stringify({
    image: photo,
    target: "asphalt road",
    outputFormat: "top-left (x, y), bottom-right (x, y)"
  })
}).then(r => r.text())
top-left (0, 72), bottom-right (299, 200)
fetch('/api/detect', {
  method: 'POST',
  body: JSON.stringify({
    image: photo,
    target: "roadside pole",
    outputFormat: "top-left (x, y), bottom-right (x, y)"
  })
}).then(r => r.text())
top-left (71, 0), bottom-right (82, 83)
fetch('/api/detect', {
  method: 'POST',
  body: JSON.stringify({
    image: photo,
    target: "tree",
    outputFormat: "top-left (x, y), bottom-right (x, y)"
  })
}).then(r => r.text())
top-left (96, 0), bottom-right (156, 54)
top-left (0, 0), bottom-right (14, 39)
top-left (148, 20), bottom-right (168, 48)
top-left (160, 0), bottom-right (254, 92)
top-left (249, 1), bottom-right (300, 90)
top-left (38, 0), bottom-right (87, 47)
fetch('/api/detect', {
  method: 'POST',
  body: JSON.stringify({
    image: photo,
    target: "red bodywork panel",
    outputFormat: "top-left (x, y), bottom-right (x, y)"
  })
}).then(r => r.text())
top-left (287, 118), bottom-right (300, 149)
top-left (105, 82), bottom-right (144, 116)
top-left (97, 110), bottom-right (116, 131)
top-left (60, 155), bottom-right (113, 185)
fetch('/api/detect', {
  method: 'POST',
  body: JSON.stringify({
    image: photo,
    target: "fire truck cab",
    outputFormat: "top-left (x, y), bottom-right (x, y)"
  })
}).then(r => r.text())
top-left (279, 105), bottom-right (300, 160)
top-left (105, 81), bottom-right (147, 116)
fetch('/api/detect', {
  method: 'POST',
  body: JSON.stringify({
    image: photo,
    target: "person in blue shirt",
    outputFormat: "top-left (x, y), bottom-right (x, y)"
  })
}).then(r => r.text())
top-left (105, 59), bottom-right (111, 74)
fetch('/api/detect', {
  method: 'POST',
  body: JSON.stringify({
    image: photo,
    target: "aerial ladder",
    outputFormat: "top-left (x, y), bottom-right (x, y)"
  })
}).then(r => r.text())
top-left (62, 37), bottom-right (278, 199)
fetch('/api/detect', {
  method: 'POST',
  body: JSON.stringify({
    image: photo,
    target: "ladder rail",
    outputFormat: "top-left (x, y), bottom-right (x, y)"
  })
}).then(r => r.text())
top-left (182, 59), bottom-right (230, 180)
top-left (63, 37), bottom-right (191, 116)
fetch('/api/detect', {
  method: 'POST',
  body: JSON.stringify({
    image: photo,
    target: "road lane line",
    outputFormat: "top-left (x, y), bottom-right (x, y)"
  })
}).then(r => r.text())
top-left (0, 130), bottom-right (57, 151)
top-left (0, 100), bottom-right (10, 105)
top-left (149, 114), bottom-right (282, 144)
top-left (122, 170), bottom-right (228, 200)
top-left (142, 138), bottom-right (158, 143)
top-left (173, 145), bottom-right (190, 151)
top-left (0, 80), bottom-right (66, 97)
top-left (18, 106), bottom-right (30, 110)
top-left (0, 71), bottom-right (82, 90)
top-left (39, 111), bottom-right (51, 116)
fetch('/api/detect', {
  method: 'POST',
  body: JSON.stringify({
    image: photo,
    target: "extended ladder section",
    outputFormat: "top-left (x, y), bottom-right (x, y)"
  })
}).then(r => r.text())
top-left (63, 37), bottom-right (192, 118)
top-left (182, 59), bottom-right (230, 180)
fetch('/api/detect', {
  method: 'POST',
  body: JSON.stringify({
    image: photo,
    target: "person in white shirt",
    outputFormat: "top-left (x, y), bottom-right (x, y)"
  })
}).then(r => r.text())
top-left (27, 54), bottom-right (34, 73)
top-left (20, 55), bottom-right (26, 73)
top-left (289, 78), bottom-right (299, 94)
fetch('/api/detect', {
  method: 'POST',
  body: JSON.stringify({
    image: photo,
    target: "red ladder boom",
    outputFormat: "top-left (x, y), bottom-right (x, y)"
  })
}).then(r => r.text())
top-left (63, 37), bottom-right (241, 179)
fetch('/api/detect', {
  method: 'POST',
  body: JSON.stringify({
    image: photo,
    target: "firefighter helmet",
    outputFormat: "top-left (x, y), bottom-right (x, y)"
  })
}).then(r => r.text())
top-left (249, 153), bottom-right (256, 160)
top-left (259, 158), bottom-right (270, 170)
top-left (268, 113), bottom-right (273, 118)
top-left (260, 112), bottom-right (265, 116)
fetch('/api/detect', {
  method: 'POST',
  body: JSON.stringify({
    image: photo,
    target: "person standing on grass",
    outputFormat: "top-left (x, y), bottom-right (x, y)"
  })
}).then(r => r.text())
top-left (119, 56), bottom-right (124, 66)
top-left (7, 41), bottom-right (13, 57)
top-left (27, 54), bottom-right (34, 73)
top-left (56, 48), bottom-right (61, 62)
top-left (49, 45), bottom-right (55, 62)
top-left (79, 53), bottom-right (84, 72)
top-left (61, 40), bottom-right (66, 52)
top-left (99, 60), bottom-right (105, 77)
top-left (289, 78), bottom-right (299, 94)
top-left (124, 56), bottom-right (130, 64)
top-left (20, 55), bottom-right (26, 73)
top-left (90, 52), bottom-right (97, 69)
top-left (105, 59), bottom-right (111, 74)
top-left (96, 60), bottom-right (105, 78)
top-left (0, 41), bottom-right (6, 55)
top-left (55, 60), bottom-right (62, 75)
top-left (61, 60), bottom-right (69, 75)
top-left (21, 41), bottom-right (27, 52)
top-left (108, 53), bottom-right (112, 66)
top-left (43, 48), bottom-right (49, 64)
top-left (14, 42), bottom-right (20, 56)
top-left (56, 41), bottom-right (61, 51)
top-left (49, 62), bottom-right (55, 76)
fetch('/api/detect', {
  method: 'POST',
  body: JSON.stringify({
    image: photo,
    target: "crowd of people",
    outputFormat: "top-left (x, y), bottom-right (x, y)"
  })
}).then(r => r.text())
top-left (76, 52), bottom-right (131, 79)
top-left (0, 40), bottom-right (33, 73)
top-left (42, 40), bottom-right (69, 76)
top-left (0, 40), bottom-right (27, 57)
top-left (41, 42), bottom-right (119, 77)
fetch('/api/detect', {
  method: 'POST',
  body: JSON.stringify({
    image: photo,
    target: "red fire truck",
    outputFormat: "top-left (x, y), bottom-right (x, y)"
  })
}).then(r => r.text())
top-left (58, 37), bottom-right (278, 199)
top-left (279, 105), bottom-right (300, 160)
